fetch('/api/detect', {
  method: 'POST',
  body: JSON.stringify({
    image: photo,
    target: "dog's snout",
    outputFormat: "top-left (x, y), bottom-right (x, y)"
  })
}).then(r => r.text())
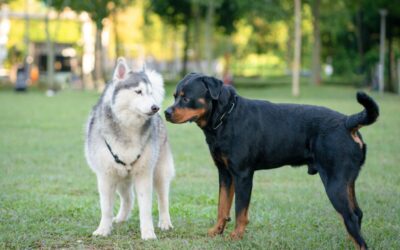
top-left (151, 105), bottom-right (160, 113)
top-left (164, 107), bottom-right (173, 120)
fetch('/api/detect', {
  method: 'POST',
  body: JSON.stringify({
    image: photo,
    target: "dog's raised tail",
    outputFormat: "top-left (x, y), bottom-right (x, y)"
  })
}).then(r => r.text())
top-left (345, 91), bottom-right (379, 130)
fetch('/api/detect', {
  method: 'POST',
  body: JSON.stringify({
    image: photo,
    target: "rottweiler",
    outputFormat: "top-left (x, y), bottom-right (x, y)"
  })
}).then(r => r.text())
top-left (165, 73), bottom-right (379, 249)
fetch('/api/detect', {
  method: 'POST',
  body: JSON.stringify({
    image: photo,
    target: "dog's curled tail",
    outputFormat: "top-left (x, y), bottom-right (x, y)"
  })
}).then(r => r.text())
top-left (345, 91), bottom-right (379, 130)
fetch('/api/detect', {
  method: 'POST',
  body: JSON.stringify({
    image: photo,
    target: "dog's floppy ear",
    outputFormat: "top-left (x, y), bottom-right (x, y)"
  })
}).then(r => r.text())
top-left (202, 76), bottom-right (223, 100)
top-left (113, 57), bottom-right (130, 81)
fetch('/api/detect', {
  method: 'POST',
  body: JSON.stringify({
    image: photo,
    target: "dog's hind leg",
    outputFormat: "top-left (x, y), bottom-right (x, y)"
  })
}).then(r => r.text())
top-left (114, 180), bottom-right (134, 223)
top-left (319, 170), bottom-right (367, 250)
top-left (154, 145), bottom-right (174, 231)
top-left (348, 179), bottom-right (363, 228)
top-left (93, 175), bottom-right (117, 236)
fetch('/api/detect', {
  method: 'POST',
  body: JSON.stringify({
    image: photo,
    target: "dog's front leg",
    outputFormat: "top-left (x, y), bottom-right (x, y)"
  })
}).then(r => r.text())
top-left (134, 170), bottom-right (156, 240)
top-left (208, 167), bottom-right (234, 237)
top-left (230, 171), bottom-right (254, 240)
top-left (93, 174), bottom-right (117, 236)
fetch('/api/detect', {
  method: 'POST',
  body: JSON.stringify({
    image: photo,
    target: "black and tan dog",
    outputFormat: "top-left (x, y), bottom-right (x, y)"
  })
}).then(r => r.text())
top-left (165, 73), bottom-right (379, 249)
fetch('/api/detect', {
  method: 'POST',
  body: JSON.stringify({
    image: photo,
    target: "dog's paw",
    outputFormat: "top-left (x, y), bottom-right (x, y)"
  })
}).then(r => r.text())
top-left (141, 228), bottom-right (157, 240)
top-left (208, 226), bottom-right (224, 237)
top-left (113, 216), bottom-right (128, 224)
top-left (158, 219), bottom-right (173, 231)
top-left (229, 230), bottom-right (244, 240)
top-left (92, 226), bottom-right (112, 237)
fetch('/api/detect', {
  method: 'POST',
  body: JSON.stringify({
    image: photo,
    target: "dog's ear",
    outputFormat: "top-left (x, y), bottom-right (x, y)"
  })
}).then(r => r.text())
top-left (113, 57), bottom-right (130, 81)
top-left (202, 76), bottom-right (223, 100)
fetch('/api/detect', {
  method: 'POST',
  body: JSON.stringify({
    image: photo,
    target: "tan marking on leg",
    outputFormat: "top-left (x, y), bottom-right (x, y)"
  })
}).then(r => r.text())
top-left (347, 184), bottom-right (356, 211)
top-left (337, 212), bottom-right (362, 250)
top-left (230, 208), bottom-right (249, 240)
top-left (208, 181), bottom-right (235, 237)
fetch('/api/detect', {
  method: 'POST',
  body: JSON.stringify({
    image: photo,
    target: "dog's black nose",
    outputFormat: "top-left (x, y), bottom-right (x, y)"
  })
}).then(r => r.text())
top-left (151, 105), bottom-right (159, 113)
top-left (164, 107), bottom-right (172, 120)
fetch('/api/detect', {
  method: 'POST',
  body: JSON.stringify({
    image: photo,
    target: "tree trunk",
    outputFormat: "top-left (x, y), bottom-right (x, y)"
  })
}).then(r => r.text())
top-left (397, 59), bottom-right (400, 94)
top-left (355, 10), bottom-right (365, 74)
top-left (181, 23), bottom-right (190, 77)
top-left (292, 0), bottom-right (302, 97)
top-left (378, 9), bottom-right (387, 93)
top-left (23, 0), bottom-right (30, 86)
top-left (286, 22), bottom-right (294, 74)
top-left (45, 0), bottom-right (55, 90)
top-left (192, 2), bottom-right (202, 71)
top-left (205, 0), bottom-right (214, 74)
top-left (112, 10), bottom-right (121, 59)
top-left (388, 36), bottom-right (395, 92)
top-left (311, 0), bottom-right (321, 85)
top-left (94, 24), bottom-right (104, 90)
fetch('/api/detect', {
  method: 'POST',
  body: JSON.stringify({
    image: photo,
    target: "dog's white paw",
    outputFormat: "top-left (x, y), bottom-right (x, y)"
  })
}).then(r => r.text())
top-left (158, 219), bottom-right (173, 231)
top-left (141, 228), bottom-right (157, 240)
top-left (92, 226), bottom-right (112, 237)
top-left (113, 216), bottom-right (128, 224)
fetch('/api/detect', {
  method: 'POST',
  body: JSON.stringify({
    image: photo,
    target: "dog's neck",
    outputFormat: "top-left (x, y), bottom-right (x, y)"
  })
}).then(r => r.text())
top-left (103, 104), bottom-right (152, 139)
top-left (201, 86), bottom-right (237, 132)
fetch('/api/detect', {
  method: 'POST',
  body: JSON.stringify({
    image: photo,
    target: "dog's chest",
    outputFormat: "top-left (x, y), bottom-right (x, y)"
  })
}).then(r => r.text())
top-left (104, 133), bottom-right (159, 177)
top-left (205, 133), bottom-right (231, 154)
top-left (108, 137), bottom-right (143, 164)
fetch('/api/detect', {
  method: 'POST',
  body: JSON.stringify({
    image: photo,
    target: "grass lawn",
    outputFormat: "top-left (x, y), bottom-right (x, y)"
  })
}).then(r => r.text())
top-left (1, 84), bottom-right (399, 249)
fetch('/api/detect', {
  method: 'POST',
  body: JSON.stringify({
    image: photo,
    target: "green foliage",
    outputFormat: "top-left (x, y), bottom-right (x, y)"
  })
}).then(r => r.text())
top-left (4, 0), bottom-right (400, 82)
top-left (0, 85), bottom-right (400, 249)
top-left (0, 0), bottom-right (12, 5)
top-left (46, 0), bottom-right (133, 28)
top-left (150, 0), bottom-right (249, 34)
top-left (318, 0), bottom-right (400, 77)
top-left (149, 0), bottom-right (193, 27)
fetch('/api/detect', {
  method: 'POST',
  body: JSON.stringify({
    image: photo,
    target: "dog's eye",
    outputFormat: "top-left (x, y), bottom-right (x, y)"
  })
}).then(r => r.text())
top-left (135, 90), bottom-right (142, 95)
top-left (183, 97), bottom-right (190, 103)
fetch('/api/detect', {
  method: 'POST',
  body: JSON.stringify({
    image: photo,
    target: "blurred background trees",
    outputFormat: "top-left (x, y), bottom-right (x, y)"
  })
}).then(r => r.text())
top-left (0, 0), bottom-right (399, 94)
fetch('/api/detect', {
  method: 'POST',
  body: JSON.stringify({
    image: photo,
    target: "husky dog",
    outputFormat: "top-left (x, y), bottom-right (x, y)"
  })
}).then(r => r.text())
top-left (84, 58), bottom-right (175, 240)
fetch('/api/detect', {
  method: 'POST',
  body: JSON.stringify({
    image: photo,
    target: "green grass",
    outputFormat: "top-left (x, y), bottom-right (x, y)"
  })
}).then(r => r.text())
top-left (1, 84), bottom-right (399, 249)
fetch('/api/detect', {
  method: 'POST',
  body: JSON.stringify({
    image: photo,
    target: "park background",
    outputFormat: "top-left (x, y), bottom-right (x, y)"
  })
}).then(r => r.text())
top-left (0, 0), bottom-right (399, 249)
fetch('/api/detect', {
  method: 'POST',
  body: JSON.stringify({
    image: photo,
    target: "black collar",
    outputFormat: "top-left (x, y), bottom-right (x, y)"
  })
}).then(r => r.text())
top-left (104, 139), bottom-right (140, 166)
top-left (213, 95), bottom-right (237, 130)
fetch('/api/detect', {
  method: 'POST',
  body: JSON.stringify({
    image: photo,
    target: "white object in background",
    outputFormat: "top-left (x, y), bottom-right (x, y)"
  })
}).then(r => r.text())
top-left (378, 9), bottom-right (387, 93)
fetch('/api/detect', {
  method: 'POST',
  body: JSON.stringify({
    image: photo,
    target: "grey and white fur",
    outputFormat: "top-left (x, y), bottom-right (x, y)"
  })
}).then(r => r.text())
top-left (84, 58), bottom-right (175, 240)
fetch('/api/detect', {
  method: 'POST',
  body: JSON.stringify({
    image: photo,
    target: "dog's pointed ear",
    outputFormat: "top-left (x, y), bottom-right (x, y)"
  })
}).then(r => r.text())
top-left (113, 57), bottom-right (129, 81)
top-left (202, 76), bottom-right (223, 100)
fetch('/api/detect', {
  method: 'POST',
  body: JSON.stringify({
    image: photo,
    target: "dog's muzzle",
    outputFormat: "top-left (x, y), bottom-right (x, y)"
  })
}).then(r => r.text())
top-left (164, 107), bottom-right (173, 122)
